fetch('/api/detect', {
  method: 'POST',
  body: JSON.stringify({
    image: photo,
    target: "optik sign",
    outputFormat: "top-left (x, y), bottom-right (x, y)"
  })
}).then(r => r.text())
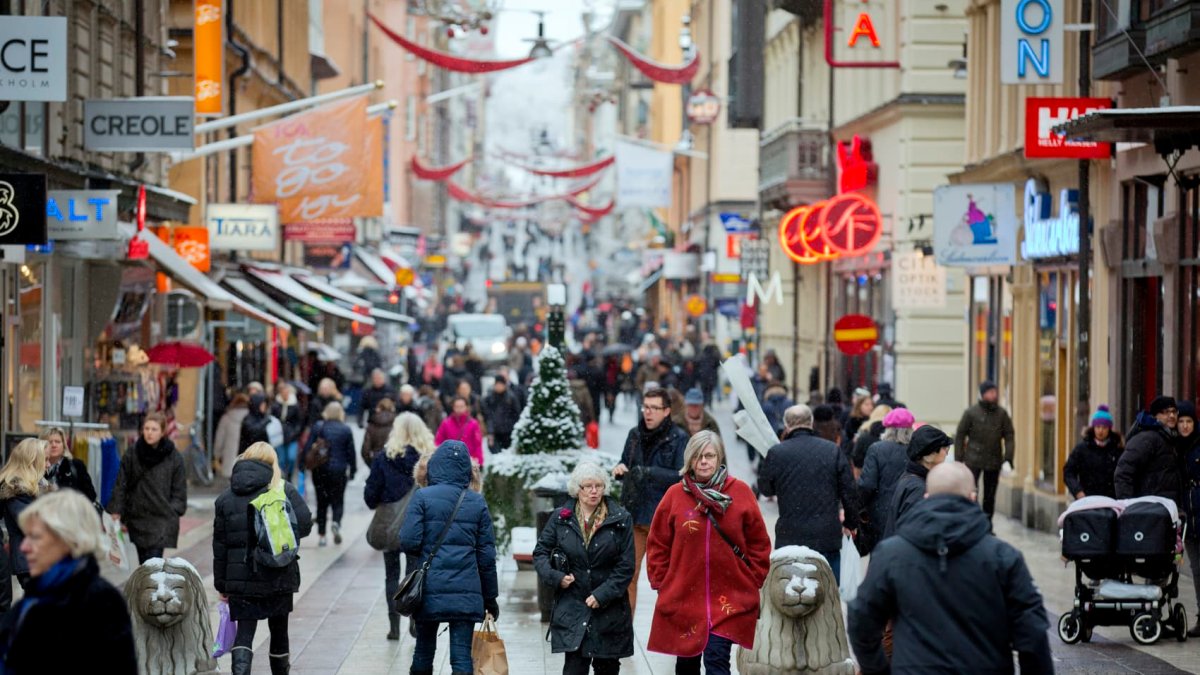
top-left (1001, 0), bottom-right (1063, 84)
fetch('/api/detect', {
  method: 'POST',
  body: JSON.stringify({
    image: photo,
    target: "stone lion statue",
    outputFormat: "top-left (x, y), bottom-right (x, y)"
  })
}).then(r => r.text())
top-left (124, 557), bottom-right (219, 675)
top-left (738, 546), bottom-right (856, 674)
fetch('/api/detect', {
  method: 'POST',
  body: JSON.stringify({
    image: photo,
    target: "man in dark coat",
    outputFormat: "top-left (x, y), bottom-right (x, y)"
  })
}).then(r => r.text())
top-left (885, 425), bottom-right (952, 537)
top-left (359, 369), bottom-right (397, 428)
top-left (953, 380), bottom-right (1015, 522)
top-left (613, 387), bottom-right (688, 611)
top-left (481, 377), bottom-right (522, 453)
top-left (239, 394), bottom-right (273, 454)
top-left (849, 462), bottom-right (1053, 675)
top-left (759, 404), bottom-right (859, 582)
top-left (858, 408), bottom-right (915, 552)
top-left (1116, 395), bottom-right (1183, 509)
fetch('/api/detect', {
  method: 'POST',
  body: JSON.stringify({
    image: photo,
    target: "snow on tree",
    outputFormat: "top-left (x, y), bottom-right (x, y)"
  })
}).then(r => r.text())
top-left (510, 345), bottom-right (584, 455)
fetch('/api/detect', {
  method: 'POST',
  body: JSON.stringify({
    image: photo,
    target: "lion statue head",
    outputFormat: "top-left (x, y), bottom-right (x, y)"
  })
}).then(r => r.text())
top-left (737, 546), bottom-right (856, 675)
top-left (124, 557), bottom-right (219, 675)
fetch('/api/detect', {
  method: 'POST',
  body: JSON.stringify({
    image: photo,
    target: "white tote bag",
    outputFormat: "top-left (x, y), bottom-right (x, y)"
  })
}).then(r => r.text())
top-left (102, 513), bottom-right (133, 571)
top-left (839, 534), bottom-right (862, 603)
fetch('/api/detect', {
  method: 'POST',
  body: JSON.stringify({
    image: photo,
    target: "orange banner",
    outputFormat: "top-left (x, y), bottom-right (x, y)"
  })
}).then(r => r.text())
top-left (276, 114), bottom-right (383, 222)
top-left (194, 0), bottom-right (223, 115)
top-left (173, 226), bottom-right (211, 272)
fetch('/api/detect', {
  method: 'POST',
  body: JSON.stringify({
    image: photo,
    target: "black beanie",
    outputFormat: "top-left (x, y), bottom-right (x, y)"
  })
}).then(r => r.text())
top-left (908, 425), bottom-right (952, 461)
top-left (813, 404), bottom-right (835, 423)
top-left (1179, 401), bottom-right (1196, 421)
top-left (1149, 396), bottom-right (1178, 416)
top-left (979, 380), bottom-right (997, 397)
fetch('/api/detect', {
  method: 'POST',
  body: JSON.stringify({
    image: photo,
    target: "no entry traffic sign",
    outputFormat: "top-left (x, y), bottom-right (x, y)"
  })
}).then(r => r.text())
top-left (834, 314), bottom-right (878, 355)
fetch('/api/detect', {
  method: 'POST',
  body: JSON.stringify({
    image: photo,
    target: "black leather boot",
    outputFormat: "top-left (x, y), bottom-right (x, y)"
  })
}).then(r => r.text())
top-left (230, 647), bottom-right (252, 675)
top-left (268, 652), bottom-right (290, 675)
top-left (387, 613), bottom-right (401, 640)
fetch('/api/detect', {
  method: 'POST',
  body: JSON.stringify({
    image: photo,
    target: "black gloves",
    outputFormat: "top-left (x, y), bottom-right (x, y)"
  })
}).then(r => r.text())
top-left (484, 598), bottom-right (500, 620)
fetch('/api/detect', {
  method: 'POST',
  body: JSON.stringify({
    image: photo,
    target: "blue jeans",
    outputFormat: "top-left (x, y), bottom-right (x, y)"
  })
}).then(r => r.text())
top-left (412, 620), bottom-right (473, 673)
top-left (277, 441), bottom-right (298, 480)
top-left (675, 633), bottom-right (733, 675)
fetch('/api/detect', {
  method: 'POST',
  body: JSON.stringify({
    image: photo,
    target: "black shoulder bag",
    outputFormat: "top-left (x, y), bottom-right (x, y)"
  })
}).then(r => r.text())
top-left (394, 489), bottom-right (468, 616)
top-left (706, 512), bottom-right (751, 570)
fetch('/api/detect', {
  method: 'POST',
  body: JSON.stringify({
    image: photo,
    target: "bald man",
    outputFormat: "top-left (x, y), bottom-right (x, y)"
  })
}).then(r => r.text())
top-left (848, 461), bottom-right (1052, 674)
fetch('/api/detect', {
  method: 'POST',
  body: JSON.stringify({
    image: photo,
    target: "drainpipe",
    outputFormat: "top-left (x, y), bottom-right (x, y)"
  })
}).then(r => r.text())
top-left (128, 0), bottom-right (146, 175)
top-left (227, 0), bottom-right (251, 202)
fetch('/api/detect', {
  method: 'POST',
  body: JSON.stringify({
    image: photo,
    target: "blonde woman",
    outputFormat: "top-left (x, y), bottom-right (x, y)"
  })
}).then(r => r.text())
top-left (364, 412), bottom-right (430, 640)
top-left (307, 377), bottom-right (343, 430)
top-left (213, 442), bottom-right (312, 675)
top-left (303, 402), bottom-right (356, 546)
top-left (0, 438), bottom-right (47, 592)
top-left (40, 428), bottom-right (96, 502)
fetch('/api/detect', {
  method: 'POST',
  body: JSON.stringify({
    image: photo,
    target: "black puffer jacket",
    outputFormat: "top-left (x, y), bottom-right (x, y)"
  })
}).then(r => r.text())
top-left (1116, 412), bottom-right (1184, 509)
top-left (758, 427), bottom-right (859, 554)
top-left (271, 396), bottom-right (305, 445)
top-left (0, 482), bottom-right (37, 577)
top-left (1063, 429), bottom-right (1123, 498)
top-left (0, 556), bottom-right (136, 675)
top-left (849, 495), bottom-right (1052, 675)
top-left (105, 439), bottom-right (187, 549)
top-left (884, 462), bottom-right (930, 538)
top-left (212, 460), bottom-right (312, 598)
top-left (239, 406), bottom-right (272, 453)
top-left (533, 498), bottom-right (635, 659)
top-left (851, 421), bottom-right (884, 469)
top-left (858, 439), bottom-right (909, 536)
top-left (618, 418), bottom-right (688, 525)
top-left (45, 457), bottom-right (97, 502)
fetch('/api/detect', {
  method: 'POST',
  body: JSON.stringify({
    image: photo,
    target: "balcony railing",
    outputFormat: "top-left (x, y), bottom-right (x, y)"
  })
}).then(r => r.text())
top-left (1145, 0), bottom-right (1200, 59)
top-left (1093, 26), bottom-right (1148, 79)
top-left (758, 119), bottom-right (831, 210)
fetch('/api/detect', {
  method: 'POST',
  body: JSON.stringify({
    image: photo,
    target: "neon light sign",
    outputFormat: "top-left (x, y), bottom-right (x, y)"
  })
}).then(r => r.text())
top-left (836, 135), bottom-right (878, 193)
top-left (1000, 0), bottom-right (1063, 84)
top-left (1020, 178), bottom-right (1079, 259)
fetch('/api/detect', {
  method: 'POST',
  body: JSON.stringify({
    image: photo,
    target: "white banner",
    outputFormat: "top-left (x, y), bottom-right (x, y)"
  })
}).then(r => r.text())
top-left (0, 17), bottom-right (67, 101)
top-left (891, 251), bottom-right (946, 309)
top-left (206, 203), bottom-right (279, 251)
top-left (933, 184), bottom-right (1019, 267)
top-left (615, 140), bottom-right (672, 208)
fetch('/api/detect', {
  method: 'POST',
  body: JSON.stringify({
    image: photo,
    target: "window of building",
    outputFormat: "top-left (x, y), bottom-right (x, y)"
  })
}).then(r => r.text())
top-left (968, 275), bottom-right (1013, 405)
top-left (1176, 175), bottom-right (1200, 402)
top-left (0, 103), bottom-right (47, 156)
top-left (1119, 179), bottom-right (1165, 422)
top-left (406, 95), bottom-right (417, 142)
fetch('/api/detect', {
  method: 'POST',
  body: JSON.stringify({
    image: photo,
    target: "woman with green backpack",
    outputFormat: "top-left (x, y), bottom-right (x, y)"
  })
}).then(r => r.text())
top-left (213, 442), bottom-right (312, 675)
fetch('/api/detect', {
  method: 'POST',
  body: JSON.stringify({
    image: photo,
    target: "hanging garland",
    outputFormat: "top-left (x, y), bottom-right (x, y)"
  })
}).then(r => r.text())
top-left (445, 175), bottom-right (608, 214)
top-left (410, 155), bottom-right (472, 181)
top-left (369, 14), bottom-right (536, 73)
top-left (565, 196), bottom-right (615, 219)
top-left (605, 35), bottom-right (700, 85)
top-left (513, 155), bottom-right (614, 179)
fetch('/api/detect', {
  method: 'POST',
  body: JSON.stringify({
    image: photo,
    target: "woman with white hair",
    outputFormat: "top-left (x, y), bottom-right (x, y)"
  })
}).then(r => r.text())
top-left (363, 412), bottom-right (430, 640)
top-left (532, 462), bottom-right (635, 674)
top-left (0, 490), bottom-right (137, 673)
top-left (303, 401), bottom-right (357, 547)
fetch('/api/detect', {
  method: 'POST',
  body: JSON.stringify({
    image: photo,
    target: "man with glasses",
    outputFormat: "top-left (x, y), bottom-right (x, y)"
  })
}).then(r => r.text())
top-left (1116, 395), bottom-right (1185, 512)
top-left (613, 387), bottom-right (688, 612)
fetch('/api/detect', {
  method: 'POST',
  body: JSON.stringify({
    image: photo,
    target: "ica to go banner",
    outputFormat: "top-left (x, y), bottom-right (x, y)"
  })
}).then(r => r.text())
top-left (194, 0), bottom-right (224, 115)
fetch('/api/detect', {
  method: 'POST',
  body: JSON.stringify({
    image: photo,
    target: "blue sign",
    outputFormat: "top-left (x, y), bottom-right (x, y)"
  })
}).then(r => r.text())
top-left (720, 212), bottom-right (753, 233)
top-left (46, 190), bottom-right (120, 240)
top-left (715, 297), bottom-right (741, 318)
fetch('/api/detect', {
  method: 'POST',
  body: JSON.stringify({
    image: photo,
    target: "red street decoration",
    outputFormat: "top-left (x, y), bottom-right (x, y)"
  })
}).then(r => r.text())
top-left (834, 314), bottom-right (879, 356)
top-left (606, 35), bottom-right (700, 85)
top-left (446, 174), bottom-right (605, 210)
top-left (779, 193), bottom-right (883, 264)
top-left (514, 155), bottom-right (614, 179)
top-left (146, 340), bottom-right (216, 368)
top-left (565, 195), bottom-right (615, 219)
top-left (411, 155), bottom-right (472, 181)
top-left (127, 185), bottom-right (149, 260)
top-left (369, 13), bottom-right (536, 73)
top-left (836, 135), bottom-right (878, 193)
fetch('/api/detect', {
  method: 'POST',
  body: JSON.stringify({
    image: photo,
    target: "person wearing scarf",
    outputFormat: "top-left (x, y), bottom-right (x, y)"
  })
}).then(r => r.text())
top-left (0, 490), bottom-right (136, 674)
top-left (645, 431), bottom-right (771, 675)
top-left (105, 413), bottom-right (188, 564)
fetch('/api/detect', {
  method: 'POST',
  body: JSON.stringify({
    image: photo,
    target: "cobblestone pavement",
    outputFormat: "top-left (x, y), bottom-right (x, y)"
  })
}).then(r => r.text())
top-left (80, 395), bottom-right (1200, 674)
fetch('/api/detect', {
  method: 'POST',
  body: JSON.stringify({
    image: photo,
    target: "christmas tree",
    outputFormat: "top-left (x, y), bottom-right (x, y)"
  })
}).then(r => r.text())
top-left (510, 345), bottom-right (585, 455)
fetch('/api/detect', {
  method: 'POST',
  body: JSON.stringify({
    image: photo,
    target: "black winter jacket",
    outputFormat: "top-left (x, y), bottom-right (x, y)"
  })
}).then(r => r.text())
top-left (364, 447), bottom-right (419, 509)
top-left (954, 400), bottom-right (1015, 470)
top-left (758, 427), bottom-right (859, 554)
top-left (271, 397), bottom-right (305, 445)
top-left (212, 460), bottom-right (312, 598)
top-left (307, 395), bottom-right (341, 430)
top-left (360, 385), bottom-right (396, 427)
top-left (45, 457), bottom-right (97, 502)
top-left (851, 422), bottom-right (884, 469)
top-left (532, 498), bottom-right (635, 659)
top-left (106, 439), bottom-right (187, 549)
top-left (0, 482), bottom-right (36, 576)
top-left (1115, 412), bottom-right (1184, 509)
top-left (848, 495), bottom-right (1053, 675)
top-left (0, 556), bottom-right (136, 675)
top-left (239, 409), bottom-right (273, 453)
top-left (482, 390), bottom-right (522, 436)
top-left (618, 418), bottom-right (689, 525)
top-left (858, 439), bottom-right (909, 536)
top-left (399, 441), bottom-right (499, 622)
top-left (884, 462), bottom-right (930, 538)
top-left (362, 408), bottom-right (397, 467)
top-left (304, 420), bottom-right (357, 479)
top-left (1063, 429), bottom-right (1123, 498)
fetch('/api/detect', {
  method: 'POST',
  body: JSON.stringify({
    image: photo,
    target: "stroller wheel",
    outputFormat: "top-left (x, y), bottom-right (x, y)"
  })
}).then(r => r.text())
top-left (1173, 604), bottom-right (1188, 642)
top-left (1131, 611), bottom-right (1163, 645)
top-left (1058, 611), bottom-right (1083, 644)
top-left (1082, 621), bottom-right (1094, 643)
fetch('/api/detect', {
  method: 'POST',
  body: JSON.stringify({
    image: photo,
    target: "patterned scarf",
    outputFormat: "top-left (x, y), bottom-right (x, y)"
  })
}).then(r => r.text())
top-left (682, 465), bottom-right (733, 515)
top-left (576, 499), bottom-right (607, 546)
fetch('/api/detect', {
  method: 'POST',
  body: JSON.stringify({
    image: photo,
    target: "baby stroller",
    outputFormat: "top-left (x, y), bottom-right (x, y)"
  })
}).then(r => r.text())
top-left (1057, 496), bottom-right (1187, 645)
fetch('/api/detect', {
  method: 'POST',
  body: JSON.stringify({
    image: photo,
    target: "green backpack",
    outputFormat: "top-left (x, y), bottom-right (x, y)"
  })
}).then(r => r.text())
top-left (249, 483), bottom-right (299, 568)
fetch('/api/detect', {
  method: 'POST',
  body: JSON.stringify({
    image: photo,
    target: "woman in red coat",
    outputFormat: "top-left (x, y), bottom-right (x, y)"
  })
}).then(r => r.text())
top-left (646, 430), bottom-right (772, 674)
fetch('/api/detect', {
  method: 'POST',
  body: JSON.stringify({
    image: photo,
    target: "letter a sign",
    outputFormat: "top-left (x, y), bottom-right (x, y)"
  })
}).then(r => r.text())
top-left (1000, 0), bottom-right (1063, 84)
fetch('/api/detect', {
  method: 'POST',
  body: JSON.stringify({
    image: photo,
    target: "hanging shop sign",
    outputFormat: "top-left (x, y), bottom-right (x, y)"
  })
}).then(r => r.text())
top-left (891, 251), bottom-right (947, 309)
top-left (194, 0), bottom-right (224, 115)
top-left (1000, 0), bottom-right (1063, 84)
top-left (662, 251), bottom-right (701, 280)
top-left (834, 314), bottom-right (879, 355)
top-left (825, 0), bottom-right (898, 68)
top-left (283, 219), bottom-right (356, 243)
top-left (711, 272), bottom-right (741, 284)
top-left (739, 237), bottom-right (770, 279)
top-left (778, 193), bottom-right (884, 265)
top-left (715, 297), bottom-right (741, 318)
top-left (720, 212), bottom-right (753, 233)
top-left (615, 140), bottom-right (672, 208)
top-left (303, 242), bottom-right (352, 269)
top-left (205, 203), bottom-right (279, 251)
top-left (1020, 178), bottom-right (1080, 260)
top-left (1024, 97), bottom-right (1113, 159)
top-left (0, 17), bottom-right (67, 101)
top-left (685, 294), bottom-right (708, 317)
top-left (172, 226), bottom-right (211, 272)
top-left (933, 183), bottom-right (1019, 267)
top-left (0, 173), bottom-right (48, 245)
top-left (46, 190), bottom-right (120, 240)
top-left (836, 136), bottom-right (878, 193)
top-left (746, 271), bottom-right (783, 307)
top-left (84, 98), bottom-right (195, 152)
top-left (686, 89), bottom-right (721, 125)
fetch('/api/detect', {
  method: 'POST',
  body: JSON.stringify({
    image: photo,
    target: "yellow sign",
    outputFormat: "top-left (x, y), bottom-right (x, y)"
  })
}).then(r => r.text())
top-left (394, 267), bottom-right (415, 287)
top-left (686, 295), bottom-right (707, 317)
top-left (711, 273), bottom-right (740, 284)
top-left (425, 254), bottom-right (447, 267)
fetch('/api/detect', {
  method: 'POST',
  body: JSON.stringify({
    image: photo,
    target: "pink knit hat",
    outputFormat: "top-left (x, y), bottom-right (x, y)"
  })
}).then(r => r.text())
top-left (883, 407), bottom-right (915, 429)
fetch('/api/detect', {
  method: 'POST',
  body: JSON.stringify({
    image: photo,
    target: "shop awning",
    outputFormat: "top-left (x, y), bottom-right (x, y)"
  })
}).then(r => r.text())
top-left (1053, 106), bottom-right (1200, 154)
top-left (637, 269), bottom-right (663, 295)
top-left (140, 230), bottom-right (236, 310)
top-left (294, 273), bottom-right (373, 308)
top-left (369, 306), bottom-right (415, 324)
top-left (223, 277), bottom-right (319, 333)
top-left (230, 297), bottom-right (290, 332)
top-left (245, 268), bottom-right (375, 326)
top-left (355, 247), bottom-right (398, 287)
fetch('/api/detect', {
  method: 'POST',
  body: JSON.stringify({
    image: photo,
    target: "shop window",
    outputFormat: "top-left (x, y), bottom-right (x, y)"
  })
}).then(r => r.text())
top-left (969, 275), bottom-right (1013, 404)
top-left (1120, 179), bottom-right (1165, 423)
top-left (0, 103), bottom-right (47, 156)
top-left (14, 263), bottom-right (44, 433)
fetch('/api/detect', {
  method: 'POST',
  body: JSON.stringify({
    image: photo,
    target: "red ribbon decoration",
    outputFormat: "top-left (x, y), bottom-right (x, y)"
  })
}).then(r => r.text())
top-left (513, 155), bottom-right (614, 179)
top-left (411, 155), bottom-right (472, 181)
top-left (606, 36), bottom-right (700, 85)
top-left (369, 14), bottom-right (536, 73)
top-left (446, 174), bottom-right (606, 210)
top-left (566, 196), bottom-right (615, 219)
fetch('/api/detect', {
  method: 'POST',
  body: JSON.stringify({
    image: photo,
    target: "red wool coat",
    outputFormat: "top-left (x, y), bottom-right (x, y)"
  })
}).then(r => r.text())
top-left (645, 477), bottom-right (772, 656)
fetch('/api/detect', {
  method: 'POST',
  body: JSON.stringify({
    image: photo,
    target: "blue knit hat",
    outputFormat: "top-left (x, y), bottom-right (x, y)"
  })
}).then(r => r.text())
top-left (1091, 404), bottom-right (1114, 429)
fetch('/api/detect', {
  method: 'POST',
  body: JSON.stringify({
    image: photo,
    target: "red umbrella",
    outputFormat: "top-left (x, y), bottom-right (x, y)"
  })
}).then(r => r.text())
top-left (147, 341), bottom-right (215, 368)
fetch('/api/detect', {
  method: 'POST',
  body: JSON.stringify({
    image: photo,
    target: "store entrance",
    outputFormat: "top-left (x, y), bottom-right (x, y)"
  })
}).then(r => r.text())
top-left (1121, 275), bottom-right (1162, 425)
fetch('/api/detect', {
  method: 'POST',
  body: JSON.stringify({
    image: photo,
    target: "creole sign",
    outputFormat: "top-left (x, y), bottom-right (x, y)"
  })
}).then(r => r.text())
top-left (84, 98), bottom-right (195, 152)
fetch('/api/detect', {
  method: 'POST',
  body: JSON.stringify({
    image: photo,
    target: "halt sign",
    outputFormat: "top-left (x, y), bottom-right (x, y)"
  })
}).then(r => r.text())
top-left (834, 314), bottom-right (878, 355)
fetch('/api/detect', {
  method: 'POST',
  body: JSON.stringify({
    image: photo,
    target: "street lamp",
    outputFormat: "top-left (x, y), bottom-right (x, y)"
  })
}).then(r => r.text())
top-left (526, 11), bottom-right (553, 59)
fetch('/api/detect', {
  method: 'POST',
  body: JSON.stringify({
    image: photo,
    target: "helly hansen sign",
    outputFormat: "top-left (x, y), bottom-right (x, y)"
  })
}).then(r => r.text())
top-left (0, 17), bottom-right (67, 101)
top-left (1024, 97), bottom-right (1112, 159)
top-left (84, 98), bottom-right (195, 152)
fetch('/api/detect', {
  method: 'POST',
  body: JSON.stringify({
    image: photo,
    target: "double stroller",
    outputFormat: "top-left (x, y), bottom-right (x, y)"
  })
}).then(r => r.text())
top-left (1058, 495), bottom-right (1187, 645)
